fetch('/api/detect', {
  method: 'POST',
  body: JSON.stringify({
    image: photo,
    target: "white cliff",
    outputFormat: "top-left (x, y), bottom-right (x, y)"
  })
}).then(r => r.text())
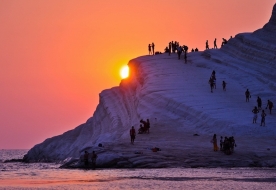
top-left (24, 4), bottom-right (276, 168)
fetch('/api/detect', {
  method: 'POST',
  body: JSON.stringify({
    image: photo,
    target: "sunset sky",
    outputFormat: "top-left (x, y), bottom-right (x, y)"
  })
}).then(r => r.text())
top-left (0, 1), bottom-right (275, 149)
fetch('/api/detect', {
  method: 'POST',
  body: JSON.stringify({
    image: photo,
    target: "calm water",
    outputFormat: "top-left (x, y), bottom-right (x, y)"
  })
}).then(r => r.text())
top-left (0, 150), bottom-right (276, 189)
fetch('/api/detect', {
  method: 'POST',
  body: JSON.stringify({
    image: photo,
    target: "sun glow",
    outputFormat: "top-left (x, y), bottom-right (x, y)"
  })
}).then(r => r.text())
top-left (120, 65), bottom-right (129, 79)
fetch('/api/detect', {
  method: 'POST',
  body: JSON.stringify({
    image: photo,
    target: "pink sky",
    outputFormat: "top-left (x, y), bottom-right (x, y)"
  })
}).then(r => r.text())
top-left (0, 1), bottom-right (275, 149)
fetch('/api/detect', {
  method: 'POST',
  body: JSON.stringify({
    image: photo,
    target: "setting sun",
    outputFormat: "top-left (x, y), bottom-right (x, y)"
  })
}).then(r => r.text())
top-left (120, 65), bottom-right (129, 79)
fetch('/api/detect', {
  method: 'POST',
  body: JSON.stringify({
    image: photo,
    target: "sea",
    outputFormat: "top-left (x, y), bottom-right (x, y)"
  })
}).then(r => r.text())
top-left (0, 150), bottom-right (276, 190)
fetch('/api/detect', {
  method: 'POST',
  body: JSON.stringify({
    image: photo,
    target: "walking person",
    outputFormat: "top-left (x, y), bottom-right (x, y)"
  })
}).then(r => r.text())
top-left (260, 110), bottom-right (266, 126)
top-left (148, 44), bottom-right (152, 55)
top-left (152, 42), bottom-right (155, 55)
top-left (130, 126), bottom-right (136, 144)
top-left (206, 40), bottom-right (209, 50)
top-left (252, 106), bottom-right (259, 124)
top-left (214, 38), bottom-right (217, 49)
top-left (266, 100), bottom-right (274, 114)
top-left (245, 89), bottom-right (251, 102)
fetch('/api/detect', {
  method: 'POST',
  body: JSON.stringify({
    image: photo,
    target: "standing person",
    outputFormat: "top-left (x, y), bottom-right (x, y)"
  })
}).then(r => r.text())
top-left (211, 134), bottom-right (219, 151)
top-left (214, 38), bottom-right (217, 49)
top-left (266, 100), bottom-right (274, 114)
top-left (252, 106), bottom-right (259, 124)
top-left (206, 40), bottom-right (209, 50)
top-left (260, 110), bottom-right (266, 126)
top-left (184, 53), bottom-right (187, 63)
top-left (209, 77), bottom-right (214, 93)
top-left (222, 81), bottom-right (227, 91)
top-left (91, 151), bottom-right (98, 169)
top-left (146, 119), bottom-right (150, 134)
top-left (84, 151), bottom-right (89, 167)
top-left (152, 42), bottom-right (155, 55)
top-left (130, 126), bottom-right (136, 144)
top-left (257, 96), bottom-right (262, 110)
top-left (168, 42), bottom-right (172, 56)
top-left (220, 136), bottom-right (224, 151)
top-left (148, 44), bottom-right (152, 55)
top-left (177, 46), bottom-right (183, 60)
top-left (245, 89), bottom-right (251, 102)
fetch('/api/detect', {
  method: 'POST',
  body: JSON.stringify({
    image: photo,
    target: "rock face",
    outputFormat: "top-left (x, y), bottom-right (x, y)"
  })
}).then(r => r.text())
top-left (24, 4), bottom-right (276, 168)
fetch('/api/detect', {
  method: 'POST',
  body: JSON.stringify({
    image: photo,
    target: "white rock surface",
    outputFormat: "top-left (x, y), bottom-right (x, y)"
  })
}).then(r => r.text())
top-left (24, 4), bottom-right (276, 168)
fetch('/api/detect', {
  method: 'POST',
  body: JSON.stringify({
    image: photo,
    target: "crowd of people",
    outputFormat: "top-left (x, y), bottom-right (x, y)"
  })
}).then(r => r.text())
top-left (212, 134), bottom-right (236, 155)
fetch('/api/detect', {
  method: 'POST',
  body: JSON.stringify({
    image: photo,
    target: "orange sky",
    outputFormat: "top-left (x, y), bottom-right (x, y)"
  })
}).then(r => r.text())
top-left (0, 0), bottom-right (275, 149)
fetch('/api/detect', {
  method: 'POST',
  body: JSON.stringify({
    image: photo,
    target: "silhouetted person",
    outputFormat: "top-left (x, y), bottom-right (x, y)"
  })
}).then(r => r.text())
top-left (257, 96), bottom-right (262, 110)
top-left (266, 100), bottom-right (274, 114)
top-left (222, 38), bottom-right (228, 45)
top-left (152, 42), bottom-right (155, 55)
top-left (245, 89), bottom-right (251, 102)
top-left (84, 151), bottom-right (89, 167)
top-left (260, 110), bottom-right (266, 126)
top-left (177, 46), bottom-right (183, 60)
top-left (91, 151), bottom-right (97, 169)
top-left (209, 77), bottom-right (214, 93)
top-left (195, 48), bottom-right (198, 52)
top-left (222, 81), bottom-right (227, 91)
top-left (184, 53), bottom-right (187, 63)
top-left (214, 38), bottom-right (217, 49)
top-left (191, 48), bottom-right (194, 52)
top-left (164, 46), bottom-right (169, 53)
top-left (252, 106), bottom-right (259, 123)
top-left (169, 42), bottom-right (172, 56)
top-left (130, 126), bottom-right (136, 144)
top-left (206, 40), bottom-right (209, 50)
top-left (148, 44), bottom-right (152, 55)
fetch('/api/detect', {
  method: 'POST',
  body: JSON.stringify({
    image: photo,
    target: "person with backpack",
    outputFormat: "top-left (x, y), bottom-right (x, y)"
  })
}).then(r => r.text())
top-left (260, 110), bottom-right (266, 126)
top-left (245, 89), bottom-right (251, 102)
top-left (252, 106), bottom-right (259, 123)
top-left (130, 126), bottom-right (136, 144)
top-left (266, 100), bottom-right (274, 114)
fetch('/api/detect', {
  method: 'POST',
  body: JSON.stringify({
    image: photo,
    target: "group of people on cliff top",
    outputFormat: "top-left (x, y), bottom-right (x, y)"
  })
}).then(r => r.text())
top-left (246, 90), bottom-right (274, 126)
top-left (130, 119), bottom-right (151, 145)
top-left (212, 134), bottom-right (236, 155)
top-left (206, 36), bottom-right (232, 50)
